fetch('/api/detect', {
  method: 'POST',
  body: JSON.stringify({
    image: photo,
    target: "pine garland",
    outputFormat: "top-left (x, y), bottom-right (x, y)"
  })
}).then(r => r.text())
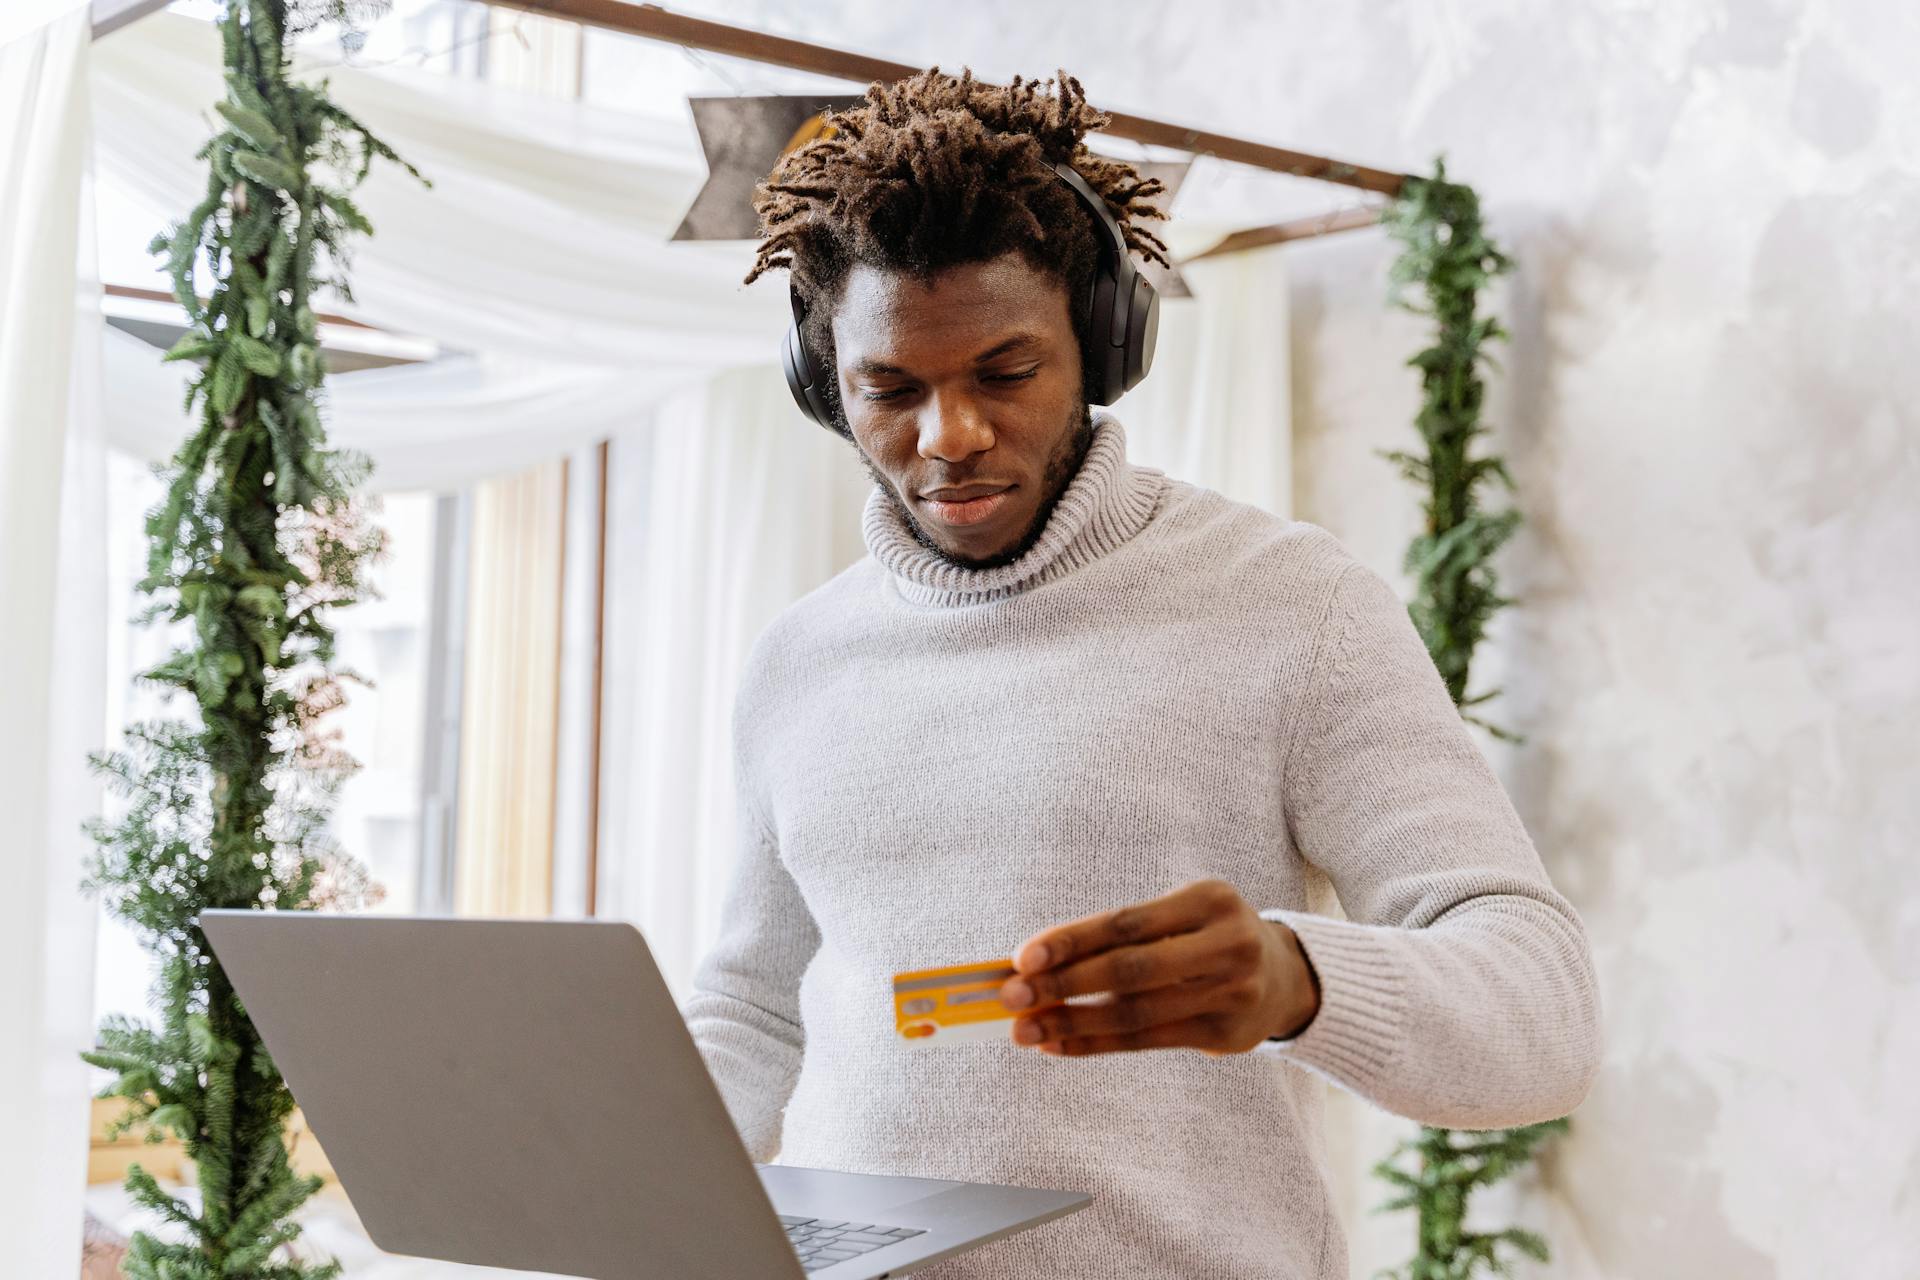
top-left (1370, 1123), bottom-right (1569, 1280)
top-left (1378, 160), bottom-right (1523, 740)
top-left (80, 3), bottom-right (425, 1276)
top-left (1369, 160), bottom-right (1570, 1279)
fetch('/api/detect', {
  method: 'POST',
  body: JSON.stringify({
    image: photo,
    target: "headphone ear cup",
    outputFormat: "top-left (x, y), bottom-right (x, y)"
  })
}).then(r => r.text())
top-left (782, 321), bottom-right (818, 425)
top-left (783, 296), bottom-right (839, 432)
top-left (1124, 273), bottom-right (1159, 393)
top-left (1087, 267), bottom-right (1123, 405)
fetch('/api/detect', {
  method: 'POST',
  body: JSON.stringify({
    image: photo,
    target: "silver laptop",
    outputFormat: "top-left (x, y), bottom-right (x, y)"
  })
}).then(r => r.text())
top-left (200, 911), bottom-right (1089, 1279)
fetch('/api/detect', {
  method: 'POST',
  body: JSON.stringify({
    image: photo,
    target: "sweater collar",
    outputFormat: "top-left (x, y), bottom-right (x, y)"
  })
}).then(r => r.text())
top-left (861, 410), bottom-right (1167, 607)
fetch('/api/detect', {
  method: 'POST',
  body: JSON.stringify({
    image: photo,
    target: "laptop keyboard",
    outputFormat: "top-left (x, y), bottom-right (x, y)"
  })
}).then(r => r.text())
top-left (779, 1214), bottom-right (924, 1272)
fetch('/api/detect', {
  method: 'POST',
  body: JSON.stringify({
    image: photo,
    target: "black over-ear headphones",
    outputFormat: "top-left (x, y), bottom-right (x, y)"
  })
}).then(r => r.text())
top-left (781, 160), bottom-right (1161, 433)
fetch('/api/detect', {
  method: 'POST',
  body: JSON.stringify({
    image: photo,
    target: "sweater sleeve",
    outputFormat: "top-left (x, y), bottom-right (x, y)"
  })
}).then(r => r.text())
top-left (678, 759), bottom-right (821, 1162)
top-left (1249, 559), bottom-right (1603, 1130)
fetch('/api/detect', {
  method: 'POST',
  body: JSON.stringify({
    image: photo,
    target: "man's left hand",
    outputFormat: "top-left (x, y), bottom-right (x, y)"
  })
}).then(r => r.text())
top-left (999, 878), bottom-right (1322, 1057)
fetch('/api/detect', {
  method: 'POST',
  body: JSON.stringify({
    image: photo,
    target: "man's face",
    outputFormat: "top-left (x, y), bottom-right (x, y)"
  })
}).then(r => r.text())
top-left (830, 252), bottom-right (1092, 569)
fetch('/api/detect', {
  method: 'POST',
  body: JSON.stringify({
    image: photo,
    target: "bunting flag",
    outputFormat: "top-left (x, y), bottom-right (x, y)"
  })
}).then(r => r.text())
top-left (1122, 159), bottom-right (1193, 298)
top-left (674, 94), bottom-right (1192, 297)
top-left (672, 93), bottom-right (867, 241)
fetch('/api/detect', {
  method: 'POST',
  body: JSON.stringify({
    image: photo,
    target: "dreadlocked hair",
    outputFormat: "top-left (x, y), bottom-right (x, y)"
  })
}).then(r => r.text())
top-left (743, 66), bottom-right (1172, 430)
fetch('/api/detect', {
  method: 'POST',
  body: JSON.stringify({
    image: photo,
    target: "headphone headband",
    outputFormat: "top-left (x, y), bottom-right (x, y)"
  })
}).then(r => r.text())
top-left (782, 160), bottom-right (1160, 432)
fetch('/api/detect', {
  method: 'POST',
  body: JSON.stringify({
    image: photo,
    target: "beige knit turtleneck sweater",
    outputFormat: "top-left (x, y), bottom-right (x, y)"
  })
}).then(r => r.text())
top-left (681, 410), bottom-right (1602, 1280)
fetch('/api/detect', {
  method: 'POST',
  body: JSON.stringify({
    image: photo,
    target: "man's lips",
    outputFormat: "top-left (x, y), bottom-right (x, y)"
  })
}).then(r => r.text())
top-left (919, 484), bottom-right (1013, 528)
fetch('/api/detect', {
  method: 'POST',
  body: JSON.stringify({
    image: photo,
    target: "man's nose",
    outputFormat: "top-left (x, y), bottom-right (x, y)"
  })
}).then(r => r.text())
top-left (916, 389), bottom-right (994, 462)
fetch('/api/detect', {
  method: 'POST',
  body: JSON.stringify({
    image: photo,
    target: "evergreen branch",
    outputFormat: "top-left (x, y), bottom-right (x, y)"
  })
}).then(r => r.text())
top-left (82, 1), bottom-right (424, 1275)
top-left (1371, 159), bottom-right (1570, 1280)
top-left (126, 1164), bottom-right (207, 1238)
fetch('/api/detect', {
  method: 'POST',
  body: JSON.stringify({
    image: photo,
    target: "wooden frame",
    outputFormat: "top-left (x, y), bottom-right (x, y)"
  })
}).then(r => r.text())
top-left (1183, 205), bottom-right (1387, 262)
top-left (483, 0), bottom-right (1413, 210)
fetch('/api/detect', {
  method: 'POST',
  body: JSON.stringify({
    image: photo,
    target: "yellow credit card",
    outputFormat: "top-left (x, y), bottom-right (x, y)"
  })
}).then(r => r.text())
top-left (892, 958), bottom-right (1055, 1047)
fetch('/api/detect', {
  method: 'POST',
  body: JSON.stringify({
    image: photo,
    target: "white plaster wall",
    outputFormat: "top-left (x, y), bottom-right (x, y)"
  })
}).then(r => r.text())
top-left (583, 3), bottom-right (1920, 1275)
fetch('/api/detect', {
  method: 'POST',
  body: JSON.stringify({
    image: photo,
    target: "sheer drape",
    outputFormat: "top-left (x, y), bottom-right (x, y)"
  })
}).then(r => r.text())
top-left (1120, 224), bottom-right (1293, 515)
top-left (595, 364), bottom-right (871, 1000)
top-left (0, 1), bottom-right (106, 1269)
top-left (455, 459), bottom-right (570, 917)
top-left (89, 12), bottom-right (787, 492)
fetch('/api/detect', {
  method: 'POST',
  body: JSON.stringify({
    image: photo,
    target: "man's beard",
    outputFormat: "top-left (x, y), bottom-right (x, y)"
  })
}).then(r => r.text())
top-left (857, 400), bottom-right (1097, 571)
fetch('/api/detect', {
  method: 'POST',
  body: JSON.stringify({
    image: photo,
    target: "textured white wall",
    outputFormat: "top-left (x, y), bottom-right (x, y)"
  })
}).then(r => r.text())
top-left (584, 3), bottom-right (1920, 1275)
top-left (1275, 7), bottom-right (1920, 1278)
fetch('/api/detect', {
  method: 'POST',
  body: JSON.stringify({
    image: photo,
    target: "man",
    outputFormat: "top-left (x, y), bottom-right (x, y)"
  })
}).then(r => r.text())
top-left (683, 66), bottom-right (1602, 1279)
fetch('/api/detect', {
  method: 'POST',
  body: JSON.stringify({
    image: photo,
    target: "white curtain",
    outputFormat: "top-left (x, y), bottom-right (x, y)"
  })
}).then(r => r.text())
top-left (1122, 222), bottom-right (1293, 515)
top-left (99, 329), bottom-right (653, 493)
top-left (0, 0), bottom-right (106, 1271)
top-left (595, 364), bottom-right (871, 1000)
top-left (88, 12), bottom-right (788, 492)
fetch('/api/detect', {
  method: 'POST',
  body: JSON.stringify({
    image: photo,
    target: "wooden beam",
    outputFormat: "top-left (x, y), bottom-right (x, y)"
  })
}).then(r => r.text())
top-left (484, 0), bottom-right (1411, 197)
top-left (103, 282), bottom-right (383, 331)
top-left (1180, 205), bottom-right (1384, 263)
top-left (1091, 117), bottom-right (1404, 197)
top-left (90, 0), bottom-right (171, 40)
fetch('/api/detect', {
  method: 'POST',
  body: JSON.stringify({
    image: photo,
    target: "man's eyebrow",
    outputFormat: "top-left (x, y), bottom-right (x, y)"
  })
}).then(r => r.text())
top-left (971, 332), bottom-right (1045, 362)
top-left (851, 332), bottom-right (1046, 378)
